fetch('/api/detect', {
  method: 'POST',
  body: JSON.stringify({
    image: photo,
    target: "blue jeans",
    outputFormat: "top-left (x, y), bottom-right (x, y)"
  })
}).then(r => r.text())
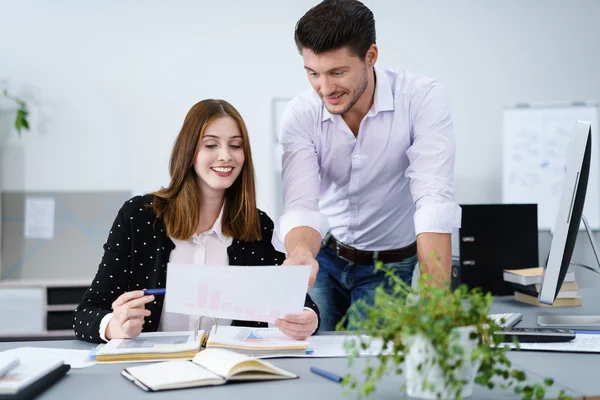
top-left (309, 247), bottom-right (417, 332)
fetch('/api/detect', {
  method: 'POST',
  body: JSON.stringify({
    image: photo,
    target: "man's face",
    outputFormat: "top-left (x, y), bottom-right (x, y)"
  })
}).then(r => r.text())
top-left (302, 46), bottom-right (369, 115)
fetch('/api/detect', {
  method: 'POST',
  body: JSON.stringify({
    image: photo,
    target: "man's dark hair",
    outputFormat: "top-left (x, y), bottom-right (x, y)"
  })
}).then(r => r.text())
top-left (294, 0), bottom-right (376, 60)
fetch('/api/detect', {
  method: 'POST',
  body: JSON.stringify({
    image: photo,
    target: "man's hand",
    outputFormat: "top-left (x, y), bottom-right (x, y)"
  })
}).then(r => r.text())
top-left (275, 309), bottom-right (318, 340)
top-left (283, 226), bottom-right (322, 290)
top-left (105, 290), bottom-right (154, 340)
top-left (283, 251), bottom-right (319, 291)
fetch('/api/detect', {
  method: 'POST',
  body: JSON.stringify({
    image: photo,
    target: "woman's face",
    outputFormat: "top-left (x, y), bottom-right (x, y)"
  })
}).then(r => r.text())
top-left (194, 116), bottom-right (245, 197)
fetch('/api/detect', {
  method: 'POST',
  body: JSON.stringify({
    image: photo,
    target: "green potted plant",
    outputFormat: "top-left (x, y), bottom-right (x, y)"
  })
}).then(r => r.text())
top-left (338, 259), bottom-right (570, 400)
top-left (2, 89), bottom-right (30, 136)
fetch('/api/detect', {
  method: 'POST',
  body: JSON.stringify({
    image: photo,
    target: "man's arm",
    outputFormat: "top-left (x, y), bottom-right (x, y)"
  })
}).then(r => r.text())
top-left (416, 232), bottom-right (452, 287)
top-left (406, 78), bottom-right (461, 288)
top-left (273, 99), bottom-right (329, 289)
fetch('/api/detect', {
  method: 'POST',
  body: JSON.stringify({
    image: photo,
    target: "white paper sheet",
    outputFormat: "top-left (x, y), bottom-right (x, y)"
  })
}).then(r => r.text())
top-left (165, 264), bottom-right (311, 323)
top-left (257, 335), bottom-right (390, 359)
top-left (0, 347), bottom-right (95, 369)
top-left (24, 197), bottom-right (55, 239)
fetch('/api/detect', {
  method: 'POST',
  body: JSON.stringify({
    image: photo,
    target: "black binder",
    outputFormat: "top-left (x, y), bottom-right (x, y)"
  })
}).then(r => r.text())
top-left (458, 204), bottom-right (539, 295)
top-left (0, 363), bottom-right (70, 400)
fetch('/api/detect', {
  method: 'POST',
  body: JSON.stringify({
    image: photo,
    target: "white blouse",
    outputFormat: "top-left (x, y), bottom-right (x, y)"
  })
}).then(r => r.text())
top-left (159, 209), bottom-right (233, 333)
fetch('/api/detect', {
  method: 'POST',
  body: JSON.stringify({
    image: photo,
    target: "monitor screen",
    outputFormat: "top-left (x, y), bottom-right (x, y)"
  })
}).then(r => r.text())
top-left (538, 120), bottom-right (592, 305)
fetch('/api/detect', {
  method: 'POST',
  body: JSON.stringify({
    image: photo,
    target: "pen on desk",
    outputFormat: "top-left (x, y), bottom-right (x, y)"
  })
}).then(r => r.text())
top-left (143, 288), bottom-right (166, 296)
top-left (310, 366), bottom-right (343, 383)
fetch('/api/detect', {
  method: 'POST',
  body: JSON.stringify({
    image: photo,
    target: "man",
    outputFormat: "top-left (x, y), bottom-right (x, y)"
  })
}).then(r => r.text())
top-left (274, 0), bottom-right (461, 331)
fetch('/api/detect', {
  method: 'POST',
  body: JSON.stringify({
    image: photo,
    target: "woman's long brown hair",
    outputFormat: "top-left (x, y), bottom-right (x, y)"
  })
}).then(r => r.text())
top-left (152, 99), bottom-right (261, 242)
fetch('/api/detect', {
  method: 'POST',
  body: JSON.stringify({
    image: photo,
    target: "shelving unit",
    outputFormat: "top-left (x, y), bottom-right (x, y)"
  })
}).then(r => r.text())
top-left (0, 279), bottom-right (89, 341)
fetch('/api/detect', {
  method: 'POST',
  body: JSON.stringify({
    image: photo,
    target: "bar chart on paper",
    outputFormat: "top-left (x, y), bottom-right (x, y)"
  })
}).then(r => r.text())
top-left (164, 264), bottom-right (311, 323)
top-left (194, 281), bottom-right (281, 321)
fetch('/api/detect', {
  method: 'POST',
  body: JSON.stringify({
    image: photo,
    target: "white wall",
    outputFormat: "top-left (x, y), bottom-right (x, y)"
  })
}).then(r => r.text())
top-left (2, 0), bottom-right (600, 221)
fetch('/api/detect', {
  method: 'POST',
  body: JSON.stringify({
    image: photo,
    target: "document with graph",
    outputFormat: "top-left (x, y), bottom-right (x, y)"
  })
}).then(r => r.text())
top-left (205, 326), bottom-right (309, 356)
top-left (164, 263), bottom-right (311, 323)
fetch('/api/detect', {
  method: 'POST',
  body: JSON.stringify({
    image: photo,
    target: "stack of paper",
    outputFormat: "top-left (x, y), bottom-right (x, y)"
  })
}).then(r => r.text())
top-left (93, 331), bottom-right (202, 363)
top-left (205, 326), bottom-right (309, 356)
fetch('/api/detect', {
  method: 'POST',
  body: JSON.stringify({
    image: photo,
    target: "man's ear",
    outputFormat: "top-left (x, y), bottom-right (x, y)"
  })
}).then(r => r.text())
top-left (365, 44), bottom-right (378, 67)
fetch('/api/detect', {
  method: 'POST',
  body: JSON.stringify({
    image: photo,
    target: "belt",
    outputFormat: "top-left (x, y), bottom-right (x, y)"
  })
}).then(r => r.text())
top-left (324, 235), bottom-right (417, 265)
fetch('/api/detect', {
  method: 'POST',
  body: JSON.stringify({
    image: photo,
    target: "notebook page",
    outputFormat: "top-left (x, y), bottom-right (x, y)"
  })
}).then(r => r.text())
top-left (193, 348), bottom-right (294, 379)
top-left (193, 348), bottom-right (254, 378)
top-left (125, 360), bottom-right (222, 389)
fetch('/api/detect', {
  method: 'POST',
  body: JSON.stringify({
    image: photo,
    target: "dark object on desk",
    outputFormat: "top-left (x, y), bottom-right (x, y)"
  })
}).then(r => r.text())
top-left (0, 362), bottom-right (70, 400)
top-left (496, 327), bottom-right (575, 343)
top-left (458, 204), bottom-right (539, 295)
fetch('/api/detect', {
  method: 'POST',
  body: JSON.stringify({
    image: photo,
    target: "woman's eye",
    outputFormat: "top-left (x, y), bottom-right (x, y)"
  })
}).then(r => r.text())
top-left (205, 144), bottom-right (217, 149)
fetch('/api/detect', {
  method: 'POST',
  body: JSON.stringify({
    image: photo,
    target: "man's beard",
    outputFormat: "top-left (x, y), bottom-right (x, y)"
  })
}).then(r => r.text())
top-left (324, 68), bottom-right (369, 115)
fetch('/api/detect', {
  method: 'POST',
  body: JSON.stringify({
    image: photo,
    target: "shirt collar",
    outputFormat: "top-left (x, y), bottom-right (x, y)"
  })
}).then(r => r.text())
top-left (193, 203), bottom-right (228, 243)
top-left (321, 66), bottom-right (394, 122)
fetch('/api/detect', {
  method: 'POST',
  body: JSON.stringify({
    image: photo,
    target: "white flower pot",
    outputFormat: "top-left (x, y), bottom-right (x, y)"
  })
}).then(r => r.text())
top-left (403, 326), bottom-right (481, 399)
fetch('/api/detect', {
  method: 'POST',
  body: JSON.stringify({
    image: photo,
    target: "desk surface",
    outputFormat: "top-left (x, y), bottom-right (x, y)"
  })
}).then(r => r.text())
top-left (1, 290), bottom-right (599, 399)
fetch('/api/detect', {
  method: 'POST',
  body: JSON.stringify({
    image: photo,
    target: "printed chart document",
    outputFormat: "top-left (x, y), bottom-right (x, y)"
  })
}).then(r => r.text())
top-left (165, 264), bottom-right (311, 322)
top-left (205, 326), bottom-right (308, 356)
top-left (121, 348), bottom-right (297, 392)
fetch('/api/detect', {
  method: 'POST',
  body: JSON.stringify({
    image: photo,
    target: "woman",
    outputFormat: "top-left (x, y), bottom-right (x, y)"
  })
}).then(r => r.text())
top-left (73, 99), bottom-right (320, 343)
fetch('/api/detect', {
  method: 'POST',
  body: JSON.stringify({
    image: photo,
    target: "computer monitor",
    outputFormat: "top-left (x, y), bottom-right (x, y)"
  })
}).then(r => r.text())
top-left (536, 120), bottom-right (600, 327)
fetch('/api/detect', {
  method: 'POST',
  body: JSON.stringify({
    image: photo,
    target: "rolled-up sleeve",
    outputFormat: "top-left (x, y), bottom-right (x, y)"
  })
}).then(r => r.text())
top-left (405, 80), bottom-right (462, 235)
top-left (272, 99), bottom-right (329, 253)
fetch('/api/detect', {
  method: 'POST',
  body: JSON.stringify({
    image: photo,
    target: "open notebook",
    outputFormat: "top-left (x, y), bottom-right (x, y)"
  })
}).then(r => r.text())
top-left (121, 348), bottom-right (297, 391)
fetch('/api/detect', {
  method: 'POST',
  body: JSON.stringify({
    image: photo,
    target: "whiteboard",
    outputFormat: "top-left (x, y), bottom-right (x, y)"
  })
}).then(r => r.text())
top-left (502, 102), bottom-right (600, 230)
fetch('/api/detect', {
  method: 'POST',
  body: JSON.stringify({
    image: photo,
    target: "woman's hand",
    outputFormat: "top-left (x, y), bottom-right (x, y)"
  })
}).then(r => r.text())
top-left (105, 290), bottom-right (155, 340)
top-left (275, 309), bottom-right (318, 340)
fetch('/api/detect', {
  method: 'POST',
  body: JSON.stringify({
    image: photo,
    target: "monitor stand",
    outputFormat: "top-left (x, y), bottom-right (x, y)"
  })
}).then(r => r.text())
top-left (536, 214), bottom-right (600, 329)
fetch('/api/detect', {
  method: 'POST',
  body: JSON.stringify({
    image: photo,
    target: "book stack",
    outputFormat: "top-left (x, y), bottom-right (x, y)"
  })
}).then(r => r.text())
top-left (502, 267), bottom-right (582, 307)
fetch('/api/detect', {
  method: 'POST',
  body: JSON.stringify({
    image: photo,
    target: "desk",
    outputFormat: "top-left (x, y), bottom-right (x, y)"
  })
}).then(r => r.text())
top-left (1, 290), bottom-right (599, 399)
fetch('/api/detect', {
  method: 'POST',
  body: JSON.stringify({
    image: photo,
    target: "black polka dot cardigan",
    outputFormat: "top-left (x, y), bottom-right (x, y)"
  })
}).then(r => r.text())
top-left (73, 194), bottom-right (320, 343)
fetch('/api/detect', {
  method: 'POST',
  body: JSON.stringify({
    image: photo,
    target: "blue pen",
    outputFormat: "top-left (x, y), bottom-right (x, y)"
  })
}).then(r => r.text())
top-left (310, 366), bottom-right (343, 383)
top-left (144, 288), bottom-right (166, 296)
